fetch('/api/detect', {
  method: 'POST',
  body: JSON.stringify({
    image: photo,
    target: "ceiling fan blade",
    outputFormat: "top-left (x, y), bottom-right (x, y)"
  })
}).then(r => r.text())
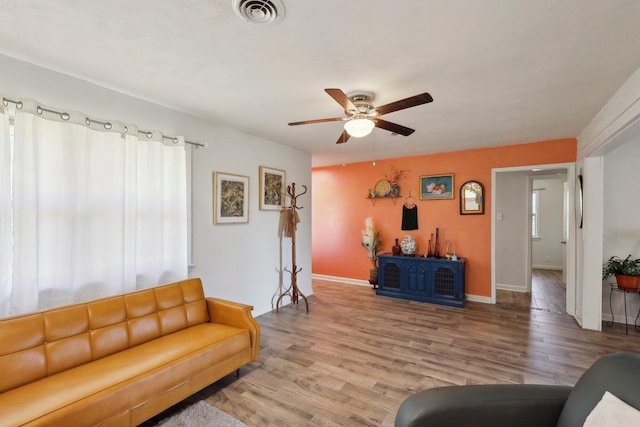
top-left (336, 130), bottom-right (351, 144)
top-left (325, 88), bottom-right (358, 113)
top-left (374, 119), bottom-right (415, 136)
top-left (288, 117), bottom-right (346, 126)
top-left (374, 92), bottom-right (433, 116)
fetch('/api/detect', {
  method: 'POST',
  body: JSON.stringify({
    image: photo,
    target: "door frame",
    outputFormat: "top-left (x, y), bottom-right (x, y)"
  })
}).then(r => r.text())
top-left (491, 162), bottom-right (576, 316)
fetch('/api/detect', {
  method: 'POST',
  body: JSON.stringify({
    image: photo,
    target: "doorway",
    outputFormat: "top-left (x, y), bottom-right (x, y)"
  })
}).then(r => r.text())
top-left (530, 174), bottom-right (567, 312)
top-left (491, 163), bottom-right (576, 316)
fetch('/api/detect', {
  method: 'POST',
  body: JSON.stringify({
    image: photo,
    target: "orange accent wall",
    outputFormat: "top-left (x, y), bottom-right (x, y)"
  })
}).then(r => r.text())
top-left (311, 138), bottom-right (577, 297)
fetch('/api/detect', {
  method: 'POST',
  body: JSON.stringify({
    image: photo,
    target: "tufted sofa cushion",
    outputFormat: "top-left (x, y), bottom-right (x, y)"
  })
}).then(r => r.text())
top-left (0, 323), bottom-right (250, 426)
top-left (0, 278), bottom-right (259, 426)
top-left (0, 279), bottom-right (208, 394)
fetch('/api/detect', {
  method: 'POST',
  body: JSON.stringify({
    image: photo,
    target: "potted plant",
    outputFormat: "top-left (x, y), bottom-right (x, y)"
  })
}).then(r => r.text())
top-left (602, 255), bottom-right (640, 292)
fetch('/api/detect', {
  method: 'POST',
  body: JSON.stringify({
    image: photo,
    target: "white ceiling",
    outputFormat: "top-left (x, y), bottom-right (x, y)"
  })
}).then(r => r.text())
top-left (0, 0), bottom-right (639, 167)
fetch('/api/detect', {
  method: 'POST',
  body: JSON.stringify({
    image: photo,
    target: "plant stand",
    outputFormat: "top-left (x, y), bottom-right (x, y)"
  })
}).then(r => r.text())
top-left (276, 183), bottom-right (309, 313)
top-left (607, 283), bottom-right (640, 335)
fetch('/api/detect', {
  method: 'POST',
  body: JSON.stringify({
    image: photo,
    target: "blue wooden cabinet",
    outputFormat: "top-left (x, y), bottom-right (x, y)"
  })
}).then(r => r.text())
top-left (376, 253), bottom-right (465, 307)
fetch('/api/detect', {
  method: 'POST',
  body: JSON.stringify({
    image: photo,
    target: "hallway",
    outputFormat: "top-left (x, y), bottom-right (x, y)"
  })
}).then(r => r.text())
top-left (531, 268), bottom-right (566, 313)
top-left (497, 268), bottom-right (566, 313)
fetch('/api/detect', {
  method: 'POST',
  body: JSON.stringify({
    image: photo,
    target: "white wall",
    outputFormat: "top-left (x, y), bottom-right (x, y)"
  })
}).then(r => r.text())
top-left (577, 66), bottom-right (640, 330)
top-left (495, 171), bottom-right (529, 291)
top-left (581, 156), bottom-right (605, 330)
top-left (602, 136), bottom-right (640, 324)
top-left (0, 54), bottom-right (312, 316)
top-left (532, 177), bottom-right (565, 270)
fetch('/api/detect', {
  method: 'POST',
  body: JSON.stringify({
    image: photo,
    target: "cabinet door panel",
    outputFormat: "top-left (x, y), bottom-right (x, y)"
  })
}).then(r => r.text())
top-left (406, 264), bottom-right (428, 294)
top-left (381, 261), bottom-right (401, 290)
top-left (432, 266), bottom-right (457, 299)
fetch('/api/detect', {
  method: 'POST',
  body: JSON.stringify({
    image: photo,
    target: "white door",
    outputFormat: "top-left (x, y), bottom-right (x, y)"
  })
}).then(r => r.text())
top-left (562, 182), bottom-right (569, 284)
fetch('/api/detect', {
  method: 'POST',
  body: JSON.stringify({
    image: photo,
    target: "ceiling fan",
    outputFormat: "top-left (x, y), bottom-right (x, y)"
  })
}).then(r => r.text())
top-left (288, 88), bottom-right (433, 144)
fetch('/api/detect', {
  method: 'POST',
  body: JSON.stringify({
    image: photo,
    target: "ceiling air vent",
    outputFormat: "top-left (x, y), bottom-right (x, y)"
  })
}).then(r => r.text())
top-left (233, 0), bottom-right (285, 25)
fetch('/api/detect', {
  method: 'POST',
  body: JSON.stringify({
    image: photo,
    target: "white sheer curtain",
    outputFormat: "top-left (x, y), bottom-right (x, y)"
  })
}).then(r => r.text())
top-left (0, 98), bottom-right (187, 316)
top-left (0, 106), bottom-right (11, 313)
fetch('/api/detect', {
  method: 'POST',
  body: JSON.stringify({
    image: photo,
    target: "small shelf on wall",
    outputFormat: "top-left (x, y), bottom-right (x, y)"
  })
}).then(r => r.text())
top-left (366, 195), bottom-right (401, 206)
top-left (366, 179), bottom-right (401, 205)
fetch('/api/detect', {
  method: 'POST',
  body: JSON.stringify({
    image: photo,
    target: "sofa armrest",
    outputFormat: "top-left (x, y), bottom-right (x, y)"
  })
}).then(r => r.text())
top-left (395, 384), bottom-right (572, 427)
top-left (206, 298), bottom-right (261, 361)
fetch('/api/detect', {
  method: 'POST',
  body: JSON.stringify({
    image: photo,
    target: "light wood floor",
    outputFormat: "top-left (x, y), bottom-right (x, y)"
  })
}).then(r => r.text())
top-left (148, 279), bottom-right (640, 427)
top-left (497, 268), bottom-right (566, 313)
top-left (532, 269), bottom-right (566, 313)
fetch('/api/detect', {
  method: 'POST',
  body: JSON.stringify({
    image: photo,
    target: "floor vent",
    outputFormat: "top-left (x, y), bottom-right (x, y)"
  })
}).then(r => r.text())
top-left (233, 0), bottom-right (285, 25)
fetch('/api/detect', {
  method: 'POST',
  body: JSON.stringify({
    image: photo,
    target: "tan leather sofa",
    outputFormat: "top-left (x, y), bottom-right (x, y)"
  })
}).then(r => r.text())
top-left (0, 278), bottom-right (260, 426)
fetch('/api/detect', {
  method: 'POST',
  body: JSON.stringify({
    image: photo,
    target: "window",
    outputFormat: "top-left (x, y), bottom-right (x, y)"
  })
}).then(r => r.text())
top-left (1, 100), bottom-right (188, 316)
top-left (532, 189), bottom-right (541, 239)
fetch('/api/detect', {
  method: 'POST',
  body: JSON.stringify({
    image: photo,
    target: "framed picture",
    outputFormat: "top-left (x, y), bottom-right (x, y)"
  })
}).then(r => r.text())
top-left (420, 174), bottom-right (454, 200)
top-left (259, 166), bottom-right (286, 210)
top-left (213, 172), bottom-right (249, 224)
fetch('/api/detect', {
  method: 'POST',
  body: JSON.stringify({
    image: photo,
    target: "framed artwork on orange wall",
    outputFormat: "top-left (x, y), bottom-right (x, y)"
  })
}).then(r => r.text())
top-left (420, 174), bottom-right (454, 200)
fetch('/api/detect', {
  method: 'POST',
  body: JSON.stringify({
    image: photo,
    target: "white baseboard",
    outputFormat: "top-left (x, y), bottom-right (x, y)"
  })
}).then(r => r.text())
top-left (312, 274), bottom-right (492, 304)
top-left (575, 313), bottom-right (584, 328)
top-left (466, 294), bottom-right (492, 304)
top-left (532, 265), bottom-right (563, 271)
top-left (312, 274), bottom-right (371, 287)
top-left (602, 312), bottom-right (638, 327)
top-left (496, 283), bottom-right (528, 292)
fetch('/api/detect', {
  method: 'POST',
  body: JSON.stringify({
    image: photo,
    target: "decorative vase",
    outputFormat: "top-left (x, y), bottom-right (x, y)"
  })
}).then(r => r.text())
top-left (390, 183), bottom-right (400, 197)
top-left (392, 238), bottom-right (402, 255)
top-left (434, 228), bottom-right (441, 258)
top-left (400, 235), bottom-right (416, 256)
top-left (369, 258), bottom-right (378, 288)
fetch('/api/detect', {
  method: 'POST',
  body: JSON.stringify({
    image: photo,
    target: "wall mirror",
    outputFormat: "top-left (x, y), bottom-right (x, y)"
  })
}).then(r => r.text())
top-left (460, 181), bottom-right (484, 215)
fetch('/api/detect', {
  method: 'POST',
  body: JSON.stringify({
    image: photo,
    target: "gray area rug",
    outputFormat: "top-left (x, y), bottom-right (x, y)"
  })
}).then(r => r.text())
top-left (156, 401), bottom-right (248, 427)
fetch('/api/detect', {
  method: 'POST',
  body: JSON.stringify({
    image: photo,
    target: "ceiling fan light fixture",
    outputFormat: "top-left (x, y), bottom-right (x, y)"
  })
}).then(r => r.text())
top-left (344, 116), bottom-right (374, 138)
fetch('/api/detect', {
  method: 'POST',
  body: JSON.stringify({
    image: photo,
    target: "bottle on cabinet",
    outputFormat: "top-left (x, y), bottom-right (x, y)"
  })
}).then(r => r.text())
top-left (392, 238), bottom-right (402, 255)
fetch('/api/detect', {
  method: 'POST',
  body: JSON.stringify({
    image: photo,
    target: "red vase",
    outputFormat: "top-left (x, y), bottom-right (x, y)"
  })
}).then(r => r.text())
top-left (392, 238), bottom-right (402, 255)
